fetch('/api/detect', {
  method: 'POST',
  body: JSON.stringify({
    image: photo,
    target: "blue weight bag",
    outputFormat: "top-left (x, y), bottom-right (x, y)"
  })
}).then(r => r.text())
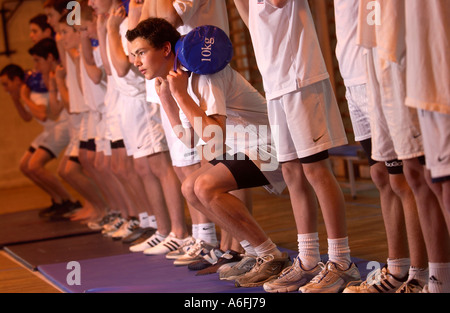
top-left (174, 25), bottom-right (233, 75)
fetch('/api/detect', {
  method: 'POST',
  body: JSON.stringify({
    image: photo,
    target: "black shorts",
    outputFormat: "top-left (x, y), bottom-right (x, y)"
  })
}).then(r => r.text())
top-left (209, 153), bottom-right (270, 190)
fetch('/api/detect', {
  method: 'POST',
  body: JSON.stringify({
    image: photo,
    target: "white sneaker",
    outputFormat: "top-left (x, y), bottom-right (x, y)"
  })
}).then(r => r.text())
top-left (129, 231), bottom-right (166, 252)
top-left (343, 265), bottom-right (406, 293)
top-left (111, 218), bottom-right (140, 240)
top-left (102, 216), bottom-right (126, 237)
top-left (166, 237), bottom-right (196, 260)
top-left (173, 239), bottom-right (215, 266)
top-left (143, 233), bottom-right (192, 255)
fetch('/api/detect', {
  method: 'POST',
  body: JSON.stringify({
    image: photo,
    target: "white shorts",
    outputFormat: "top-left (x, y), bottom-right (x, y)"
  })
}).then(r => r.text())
top-left (267, 79), bottom-right (348, 162)
top-left (104, 80), bottom-right (123, 143)
top-left (65, 112), bottom-right (84, 157)
top-left (31, 119), bottom-right (71, 158)
top-left (118, 95), bottom-right (168, 159)
top-left (365, 48), bottom-right (424, 162)
top-left (345, 84), bottom-right (371, 142)
top-left (418, 109), bottom-right (450, 181)
top-left (95, 112), bottom-right (111, 156)
top-left (79, 110), bottom-right (100, 142)
top-left (160, 105), bottom-right (200, 167)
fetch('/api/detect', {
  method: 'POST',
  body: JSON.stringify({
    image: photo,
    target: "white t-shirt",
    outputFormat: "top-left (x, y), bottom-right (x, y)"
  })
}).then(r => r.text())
top-left (357, 0), bottom-right (406, 63)
top-left (405, 0), bottom-right (450, 114)
top-left (174, 0), bottom-right (230, 36)
top-left (334, 0), bottom-right (366, 87)
top-left (80, 46), bottom-right (107, 113)
top-left (107, 18), bottom-right (146, 100)
top-left (179, 65), bottom-right (285, 194)
top-left (248, 0), bottom-right (329, 100)
top-left (29, 91), bottom-right (69, 128)
top-left (65, 51), bottom-right (89, 113)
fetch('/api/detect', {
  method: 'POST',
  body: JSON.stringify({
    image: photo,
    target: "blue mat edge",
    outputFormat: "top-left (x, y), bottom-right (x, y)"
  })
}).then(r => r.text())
top-left (37, 248), bottom-right (384, 293)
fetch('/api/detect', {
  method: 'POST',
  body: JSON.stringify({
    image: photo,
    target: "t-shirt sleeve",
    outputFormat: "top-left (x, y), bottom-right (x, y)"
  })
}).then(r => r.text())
top-left (173, 0), bottom-right (203, 25)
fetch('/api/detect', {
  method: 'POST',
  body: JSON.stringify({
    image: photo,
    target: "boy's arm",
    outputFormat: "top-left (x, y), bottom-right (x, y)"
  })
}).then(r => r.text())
top-left (107, 5), bottom-right (131, 77)
top-left (267, 0), bottom-right (289, 8)
top-left (234, 0), bottom-right (249, 28)
top-left (54, 65), bottom-right (71, 113)
top-left (80, 35), bottom-right (104, 84)
top-left (97, 13), bottom-right (112, 76)
top-left (20, 85), bottom-right (48, 122)
top-left (6, 82), bottom-right (33, 122)
top-left (168, 69), bottom-right (227, 146)
top-left (155, 77), bottom-right (196, 148)
top-left (47, 71), bottom-right (65, 120)
top-left (156, 0), bottom-right (183, 27)
top-left (139, 0), bottom-right (157, 21)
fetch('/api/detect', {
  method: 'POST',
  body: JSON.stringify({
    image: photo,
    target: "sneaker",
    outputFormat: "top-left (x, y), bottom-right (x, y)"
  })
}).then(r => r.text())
top-left (196, 250), bottom-right (242, 276)
top-left (111, 218), bottom-right (140, 241)
top-left (235, 252), bottom-right (290, 288)
top-left (39, 200), bottom-right (61, 218)
top-left (173, 239), bottom-right (215, 266)
top-left (396, 279), bottom-right (424, 293)
top-left (87, 212), bottom-right (120, 231)
top-left (166, 237), bottom-right (196, 260)
top-left (129, 231), bottom-right (166, 252)
top-left (300, 261), bottom-right (361, 293)
top-left (343, 265), bottom-right (406, 293)
top-left (122, 227), bottom-right (156, 244)
top-left (102, 216), bottom-right (126, 237)
top-left (187, 248), bottom-right (224, 271)
top-left (219, 255), bottom-right (257, 281)
top-left (48, 200), bottom-right (83, 221)
top-left (263, 256), bottom-right (323, 293)
top-left (143, 233), bottom-right (192, 255)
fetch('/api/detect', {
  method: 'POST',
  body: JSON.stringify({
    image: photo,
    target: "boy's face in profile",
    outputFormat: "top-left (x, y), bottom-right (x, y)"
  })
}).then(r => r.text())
top-left (76, 19), bottom-right (98, 40)
top-left (130, 37), bottom-right (172, 81)
top-left (0, 75), bottom-right (21, 94)
top-left (32, 54), bottom-right (52, 75)
top-left (59, 22), bottom-right (81, 50)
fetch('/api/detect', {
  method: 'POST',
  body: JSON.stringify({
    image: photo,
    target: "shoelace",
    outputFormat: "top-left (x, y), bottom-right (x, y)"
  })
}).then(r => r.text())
top-left (186, 240), bottom-right (205, 257)
top-left (277, 257), bottom-right (301, 279)
top-left (309, 262), bottom-right (333, 284)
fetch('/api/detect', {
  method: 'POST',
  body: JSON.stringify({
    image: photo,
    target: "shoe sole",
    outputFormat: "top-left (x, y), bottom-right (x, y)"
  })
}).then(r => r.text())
top-left (264, 278), bottom-right (310, 293)
top-left (235, 274), bottom-right (279, 288)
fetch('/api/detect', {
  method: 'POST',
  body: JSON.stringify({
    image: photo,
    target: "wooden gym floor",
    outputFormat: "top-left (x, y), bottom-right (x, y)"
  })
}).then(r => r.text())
top-left (0, 178), bottom-right (386, 293)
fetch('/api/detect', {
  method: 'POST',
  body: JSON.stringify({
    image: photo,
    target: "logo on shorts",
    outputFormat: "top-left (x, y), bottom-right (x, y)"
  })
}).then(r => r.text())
top-left (438, 156), bottom-right (447, 163)
top-left (313, 134), bottom-right (325, 143)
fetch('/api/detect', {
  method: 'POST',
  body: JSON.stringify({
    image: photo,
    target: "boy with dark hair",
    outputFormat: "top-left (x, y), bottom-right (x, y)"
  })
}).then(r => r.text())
top-left (126, 17), bottom-right (290, 287)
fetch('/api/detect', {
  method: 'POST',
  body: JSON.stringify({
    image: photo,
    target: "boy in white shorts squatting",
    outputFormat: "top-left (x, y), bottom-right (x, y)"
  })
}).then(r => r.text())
top-left (234, 0), bottom-right (360, 293)
top-left (126, 17), bottom-right (290, 287)
top-left (77, 2), bottom-right (156, 238)
top-left (1, 62), bottom-right (77, 218)
top-left (135, 0), bottom-right (242, 269)
top-left (91, 0), bottom-right (191, 252)
top-left (353, 0), bottom-right (449, 293)
top-left (334, 0), bottom-right (427, 294)
top-left (58, 14), bottom-right (111, 222)
top-left (405, 0), bottom-right (450, 293)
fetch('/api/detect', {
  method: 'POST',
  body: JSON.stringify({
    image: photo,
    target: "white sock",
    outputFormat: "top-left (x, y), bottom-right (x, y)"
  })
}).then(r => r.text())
top-left (240, 240), bottom-right (257, 257)
top-left (327, 237), bottom-right (351, 269)
top-left (254, 239), bottom-right (282, 258)
top-left (196, 223), bottom-right (217, 245)
top-left (297, 233), bottom-right (321, 270)
top-left (139, 212), bottom-right (157, 229)
top-left (192, 224), bottom-right (199, 239)
top-left (429, 262), bottom-right (450, 293)
top-left (387, 258), bottom-right (410, 278)
top-left (408, 266), bottom-right (429, 287)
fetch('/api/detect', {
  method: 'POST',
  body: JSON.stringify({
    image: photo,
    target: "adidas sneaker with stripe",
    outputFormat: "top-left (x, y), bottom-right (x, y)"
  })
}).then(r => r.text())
top-left (129, 231), bottom-right (166, 252)
top-left (143, 233), bottom-right (193, 255)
